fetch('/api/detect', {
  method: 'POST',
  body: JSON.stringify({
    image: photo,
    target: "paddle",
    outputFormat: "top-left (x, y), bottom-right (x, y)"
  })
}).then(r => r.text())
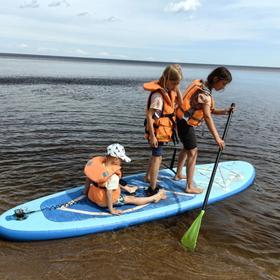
top-left (162, 147), bottom-right (177, 175)
top-left (169, 147), bottom-right (177, 172)
top-left (162, 120), bottom-right (180, 174)
top-left (181, 103), bottom-right (235, 251)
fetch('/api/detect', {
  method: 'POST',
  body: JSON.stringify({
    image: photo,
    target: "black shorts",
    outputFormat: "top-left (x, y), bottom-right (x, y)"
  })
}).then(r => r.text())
top-left (177, 119), bottom-right (197, 150)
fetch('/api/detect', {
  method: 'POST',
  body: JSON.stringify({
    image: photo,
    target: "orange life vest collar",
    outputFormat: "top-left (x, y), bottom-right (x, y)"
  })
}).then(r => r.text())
top-left (84, 156), bottom-right (121, 185)
top-left (143, 80), bottom-right (173, 106)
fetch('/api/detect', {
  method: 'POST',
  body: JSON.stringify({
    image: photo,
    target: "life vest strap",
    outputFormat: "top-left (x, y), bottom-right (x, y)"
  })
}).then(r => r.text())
top-left (183, 115), bottom-right (203, 126)
top-left (190, 115), bottom-right (203, 122)
top-left (161, 113), bottom-right (175, 118)
top-left (163, 113), bottom-right (179, 144)
top-left (90, 181), bottom-right (105, 189)
top-left (91, 182), bottom-right (118, 192)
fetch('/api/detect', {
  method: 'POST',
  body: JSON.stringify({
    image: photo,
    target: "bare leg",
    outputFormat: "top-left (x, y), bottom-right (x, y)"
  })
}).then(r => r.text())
top-left (186, 148), bottom-right (203, 194)
top-left (124, 189), bottom-right (167, 205)
top-left (149, 155), bottom-right (162, 190)
top-left (174, 149), bottom-right (188, 180)
top-left (144, 157), bottom-right (152, 182)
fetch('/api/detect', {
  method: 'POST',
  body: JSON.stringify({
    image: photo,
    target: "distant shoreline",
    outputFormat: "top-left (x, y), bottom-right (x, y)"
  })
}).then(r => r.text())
top-left (0, 52), bottom-right (279, 71)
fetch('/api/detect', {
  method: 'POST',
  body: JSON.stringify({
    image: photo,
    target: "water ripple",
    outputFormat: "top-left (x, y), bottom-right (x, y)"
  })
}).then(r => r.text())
top-left (0, 65), bottom-right (280, 280)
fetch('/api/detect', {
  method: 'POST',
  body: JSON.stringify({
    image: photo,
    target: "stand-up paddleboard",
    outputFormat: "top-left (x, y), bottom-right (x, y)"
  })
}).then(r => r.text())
top-left (0, 161), bottom-right (255, 241)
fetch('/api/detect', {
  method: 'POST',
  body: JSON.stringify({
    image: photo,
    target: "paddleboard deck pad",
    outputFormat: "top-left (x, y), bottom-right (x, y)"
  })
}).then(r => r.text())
top-left (0, 161), bottom-right (255, 241)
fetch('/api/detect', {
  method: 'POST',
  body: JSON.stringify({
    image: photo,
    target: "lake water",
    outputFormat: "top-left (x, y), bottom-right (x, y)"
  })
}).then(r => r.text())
top-left (0, 55), bottom-right (279, 280)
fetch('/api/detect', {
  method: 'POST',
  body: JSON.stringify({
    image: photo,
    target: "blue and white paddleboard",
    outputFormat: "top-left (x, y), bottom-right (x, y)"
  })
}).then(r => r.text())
top-left (0, 161), bottom-right (255, 241)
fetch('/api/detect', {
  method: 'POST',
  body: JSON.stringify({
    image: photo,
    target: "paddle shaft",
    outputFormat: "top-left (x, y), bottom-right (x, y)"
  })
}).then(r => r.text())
top-left (201, 103), bottom-right (235, 210)
top-left (161, 146), bottom-right (178, 174)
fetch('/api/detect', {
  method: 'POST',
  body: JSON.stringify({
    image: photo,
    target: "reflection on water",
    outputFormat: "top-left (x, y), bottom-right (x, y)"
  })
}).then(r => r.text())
top-left (0, 56), bottom-right (279, 280)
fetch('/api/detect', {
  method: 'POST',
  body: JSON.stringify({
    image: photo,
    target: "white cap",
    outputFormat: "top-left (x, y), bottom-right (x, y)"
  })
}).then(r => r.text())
top-left (106, 143), bottom-right (131, 163)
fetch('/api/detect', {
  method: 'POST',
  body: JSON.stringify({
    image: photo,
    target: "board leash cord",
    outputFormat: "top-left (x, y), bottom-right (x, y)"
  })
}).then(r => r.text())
top-left (13, 194), bottom-right (85, 220)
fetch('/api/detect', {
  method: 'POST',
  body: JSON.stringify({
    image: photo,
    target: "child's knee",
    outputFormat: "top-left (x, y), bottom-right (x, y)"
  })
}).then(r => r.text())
top-left (187, 148), bottom-right (198, 157)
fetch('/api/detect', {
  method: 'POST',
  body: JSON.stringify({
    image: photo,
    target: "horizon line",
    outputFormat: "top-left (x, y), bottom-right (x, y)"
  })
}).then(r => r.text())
top-left (0, 52), bottom-right (279, 70)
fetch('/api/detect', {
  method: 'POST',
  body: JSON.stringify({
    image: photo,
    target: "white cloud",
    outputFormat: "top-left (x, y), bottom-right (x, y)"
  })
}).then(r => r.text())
top-left (75, 49), bottom-right (88, 55)
top-left (20, 0), bottom-right (39, 9)
top-left (37, 47), bottom-right (59, 52)
top-left (94, 52), bottom-right (128, 60)
top-left (77, 12), bottom-right (90, 17)
top-left (165, 0), bottom-right (201, 13)
top-left (18, 43), bottom-right (28, 48)
top-left (114, 54), bottom-right (129, 59)
top-left (97, 51), bottom-right (110, 57)
top-left (48, 0), bottom-right (70, 8)
top-left (145, 57), bottom-right (156, 61)
top-left (225, 0), bottom-right (280, 9)
top-left (1, 0), bottom-right (279, 66)
top-left (104, 16), bottom-right (120, 22)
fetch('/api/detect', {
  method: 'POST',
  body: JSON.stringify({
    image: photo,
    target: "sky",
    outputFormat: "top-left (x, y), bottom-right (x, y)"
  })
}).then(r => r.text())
top-left (0, 0), bottom-right (280, 67)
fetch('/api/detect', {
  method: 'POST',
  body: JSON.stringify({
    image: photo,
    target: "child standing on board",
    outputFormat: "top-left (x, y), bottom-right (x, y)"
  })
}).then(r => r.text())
top-left (143, 64), bottom-right (183, 195)
top-left (175, 66), bottom-right (233, 194)
top-left (84, 143), bottom-right (166, 215)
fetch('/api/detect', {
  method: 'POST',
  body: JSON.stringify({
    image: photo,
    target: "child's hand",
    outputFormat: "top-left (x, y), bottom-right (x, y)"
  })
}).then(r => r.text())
top-left (127, 185), bottom-right (137, 194)
top-left (110, 209), bottom-right (123, 215)
top-left (175, 85), bottom-right (181, 95)
top-left (149, 135), bottom-right (158, 148)
top-left (224, 106), bottom-right (236, 115)
top-left (215, 137), bottom-right (225, 150)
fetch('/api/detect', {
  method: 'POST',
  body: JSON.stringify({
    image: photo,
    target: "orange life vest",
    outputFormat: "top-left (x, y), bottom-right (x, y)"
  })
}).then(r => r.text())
top-left (176, 79), bottom-right (215, 127)
top-left (143, 80), bottom-right (177, 143)
top-left (84, 156), bottom-right (121, 206)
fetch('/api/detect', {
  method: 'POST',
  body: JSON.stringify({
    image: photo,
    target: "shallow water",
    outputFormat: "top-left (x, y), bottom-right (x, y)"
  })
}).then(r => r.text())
top-left (0, 55), bottom-right (279, 280)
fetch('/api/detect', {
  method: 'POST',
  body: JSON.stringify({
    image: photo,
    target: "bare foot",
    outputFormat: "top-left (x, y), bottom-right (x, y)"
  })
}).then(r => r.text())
top-left (173, 174), bottom-right (187, 181)
top-left (153, 189), bottom-right (167, 203)
top-left (185, 187), bottom-right (203, 194)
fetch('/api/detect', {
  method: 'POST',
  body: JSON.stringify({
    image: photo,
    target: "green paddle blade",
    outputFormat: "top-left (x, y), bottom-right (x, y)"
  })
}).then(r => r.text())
top-left (181, 210), bottom-right (205, 251)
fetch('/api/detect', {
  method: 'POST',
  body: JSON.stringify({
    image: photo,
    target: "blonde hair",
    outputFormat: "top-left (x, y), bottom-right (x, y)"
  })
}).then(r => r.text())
top-left (159, 64), bottom-right (183, 89)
